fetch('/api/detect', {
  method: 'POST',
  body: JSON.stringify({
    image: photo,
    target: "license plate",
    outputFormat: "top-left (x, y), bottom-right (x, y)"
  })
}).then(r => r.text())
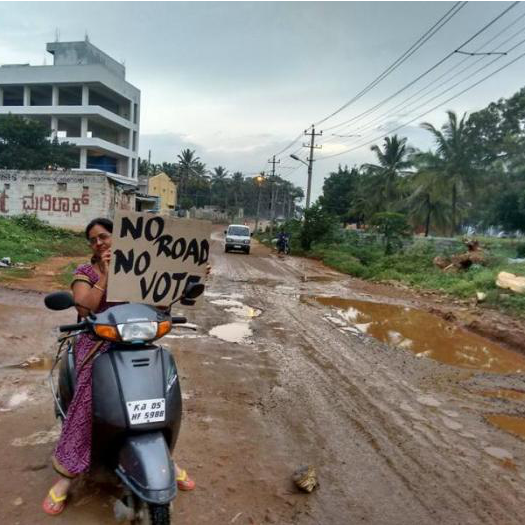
top-left (126, 398), bottom-right (166, 425)
top-left (234, 245), bottom-right (242, 249)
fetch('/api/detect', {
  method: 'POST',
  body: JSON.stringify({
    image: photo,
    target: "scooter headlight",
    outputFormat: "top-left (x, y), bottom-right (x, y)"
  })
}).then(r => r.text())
top-left (117, 322), bottom-right (158, 342)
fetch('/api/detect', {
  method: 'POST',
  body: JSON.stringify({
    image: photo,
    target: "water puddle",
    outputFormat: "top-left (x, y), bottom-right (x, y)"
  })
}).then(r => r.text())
top-left (210, 299), bottom-right (245, 308)
top-left (1, 356), bottom-right (54, 371)
top-left (305, 295), bottom-right (525, 373)
top-left (225, 305), bottom-right (262, 318)
top-left (486, 415), bottom-right (525, 441)
top-left (209, 322), bottom-right (253, 344)
top-left (479, 389), bottom-right (525, 402)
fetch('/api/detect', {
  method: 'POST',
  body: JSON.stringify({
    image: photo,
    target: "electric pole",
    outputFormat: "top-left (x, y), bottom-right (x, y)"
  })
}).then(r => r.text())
top-left (268, 155), bottom-right (280, 238)
top-left (303, 126), bottom-right (322, 209)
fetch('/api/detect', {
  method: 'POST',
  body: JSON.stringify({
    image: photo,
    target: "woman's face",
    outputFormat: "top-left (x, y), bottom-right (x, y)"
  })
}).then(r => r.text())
top-left (87, 224), bottom-right (112, 258)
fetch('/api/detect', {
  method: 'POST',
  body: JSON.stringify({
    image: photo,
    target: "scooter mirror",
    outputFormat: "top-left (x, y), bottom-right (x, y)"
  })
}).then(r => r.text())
top-left (183, 282), bottom-right (205, 300)
top-left (44, 291), bottom-right (75, 311)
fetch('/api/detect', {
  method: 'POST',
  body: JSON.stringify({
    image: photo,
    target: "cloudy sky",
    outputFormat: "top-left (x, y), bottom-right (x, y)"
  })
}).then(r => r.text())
top-left (1, 1), bottom-right (524, 202)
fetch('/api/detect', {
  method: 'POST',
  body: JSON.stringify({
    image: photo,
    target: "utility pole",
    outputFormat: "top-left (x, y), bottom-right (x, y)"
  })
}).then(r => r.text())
top-left (303, 126), bottom-right (322, 209)
top-left (268, 155), bottom-right (280, 238)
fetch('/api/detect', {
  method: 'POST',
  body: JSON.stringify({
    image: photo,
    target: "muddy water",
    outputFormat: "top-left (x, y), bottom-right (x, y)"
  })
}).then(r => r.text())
top-left (306, 296), bottom-right (525, 374)
top-left (1, 356), bottom-right (54, 371)
top-left (479, 389), bottom-right (525, 402)
top-left (486, 415), bottom-right (525, 441)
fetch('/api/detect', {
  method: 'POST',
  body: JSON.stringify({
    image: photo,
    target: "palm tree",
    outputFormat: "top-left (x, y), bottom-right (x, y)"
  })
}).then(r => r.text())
top-left (211, 166), bottom-right (229, 210)
top-left (231, 171), bottom-right (244, 209)
top-left (176, 149), bottom-right (201, 200)
top-left (364, 135), bottom-right (413, 210)
top-left (403, 158), bottom-right (450, 236)
top-left (420, 111), bottom-right (476, 235)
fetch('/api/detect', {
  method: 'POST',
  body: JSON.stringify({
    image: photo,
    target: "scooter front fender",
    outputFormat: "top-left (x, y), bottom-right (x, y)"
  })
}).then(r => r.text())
top-left (115, 432), bottom-right (176, 504)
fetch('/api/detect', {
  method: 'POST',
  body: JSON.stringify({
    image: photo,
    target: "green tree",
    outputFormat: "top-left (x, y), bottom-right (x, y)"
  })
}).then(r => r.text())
top-left (403, 152), bottom-right (450, 236)
top-left (370, 212), bottom-right (412, 255)
top-left (364, 135), bottom-right (412, 211)
top-left (319, 165), bottom-right (361, 225)
top-left (0, 114), bottom-right (77, 169)
top-left (420, 111), bottom-right (477, 235)
top-left (300, 203), bottom-right (336, 251)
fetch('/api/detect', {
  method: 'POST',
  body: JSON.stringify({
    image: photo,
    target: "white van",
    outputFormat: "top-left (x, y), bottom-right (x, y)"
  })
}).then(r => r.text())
top-left (224, 224), bottom-right (252, 254)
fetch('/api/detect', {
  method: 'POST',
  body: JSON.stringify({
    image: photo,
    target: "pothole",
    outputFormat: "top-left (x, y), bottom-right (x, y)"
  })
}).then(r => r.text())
top-left (209, 322), bottom-right (253, 344)
top-left (305, 295), bottom-right (525, 373)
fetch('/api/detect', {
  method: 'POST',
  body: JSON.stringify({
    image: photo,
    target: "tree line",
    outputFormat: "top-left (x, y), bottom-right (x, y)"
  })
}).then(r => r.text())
top-left (318, 86), bottom-right (525, 236)
top-left (139, 150), bottom-right (304, 219)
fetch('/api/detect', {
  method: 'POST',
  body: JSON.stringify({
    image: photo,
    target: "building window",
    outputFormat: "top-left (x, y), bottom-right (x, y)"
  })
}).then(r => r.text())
top-left (28, 184), bottom-right (34, 192)
top-left (4, 183), bottom-right (10, 190)
top-left (58, 183), bottom-right (67, 191)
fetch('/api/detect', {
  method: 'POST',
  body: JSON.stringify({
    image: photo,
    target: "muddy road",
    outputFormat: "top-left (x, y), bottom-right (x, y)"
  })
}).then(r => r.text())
top-left (1, 232), bottom-right (525, 524)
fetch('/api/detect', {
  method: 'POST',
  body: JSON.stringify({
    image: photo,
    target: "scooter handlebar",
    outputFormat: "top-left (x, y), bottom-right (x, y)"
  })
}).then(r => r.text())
top-left (171, 316), bottom-right (187, 324)
top-left (59, 321), bottom-right (87, 332)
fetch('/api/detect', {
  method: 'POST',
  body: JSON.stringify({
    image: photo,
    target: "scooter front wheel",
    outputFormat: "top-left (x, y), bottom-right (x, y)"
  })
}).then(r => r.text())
top-left (133, 500), bottom-right (171, 525)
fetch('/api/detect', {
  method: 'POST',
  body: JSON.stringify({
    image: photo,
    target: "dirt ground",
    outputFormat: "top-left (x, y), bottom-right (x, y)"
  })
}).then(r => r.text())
top-left (1, 229), bottom-right (525, 525)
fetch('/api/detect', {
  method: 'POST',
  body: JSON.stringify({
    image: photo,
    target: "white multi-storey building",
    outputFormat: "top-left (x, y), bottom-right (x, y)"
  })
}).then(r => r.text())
top-left (0, 40), bottom-right (140, 179)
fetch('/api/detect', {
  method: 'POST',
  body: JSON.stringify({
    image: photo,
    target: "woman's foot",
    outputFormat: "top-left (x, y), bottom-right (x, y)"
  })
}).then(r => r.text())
top-left (175, 465), bottom-right (195, 491)
top-left (42, 477), bottom-right (71, 515)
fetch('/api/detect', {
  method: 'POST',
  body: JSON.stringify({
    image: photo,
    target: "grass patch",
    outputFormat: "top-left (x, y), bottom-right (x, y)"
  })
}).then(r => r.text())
top-left (0, 216), bottom-right (89, 284)
top-left (0, 215), bottom-right (88, 264)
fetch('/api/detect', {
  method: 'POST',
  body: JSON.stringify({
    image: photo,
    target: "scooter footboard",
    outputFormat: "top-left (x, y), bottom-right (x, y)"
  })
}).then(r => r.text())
top-left (115, 432), bottom-right (176, 504)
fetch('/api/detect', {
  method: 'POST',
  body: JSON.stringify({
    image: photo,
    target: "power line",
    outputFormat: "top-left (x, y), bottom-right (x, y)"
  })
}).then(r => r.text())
top-left (322, 1), bottom-right (520, 133)
top-left (317, 47), bottom-right (525, 161)
top-left (267, 2), bottom-right (466, 161)
top-left (314, 1), bottom-right (467, 127)
top-left (321, 21), bottom-right (525, 149)
top-left (320, 10), bottom-right (525, 144)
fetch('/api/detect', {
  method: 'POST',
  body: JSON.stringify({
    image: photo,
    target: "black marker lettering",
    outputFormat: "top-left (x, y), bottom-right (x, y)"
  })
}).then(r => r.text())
top-left (140, 271), bottom-right (158, 299)
top-left (120, 216), bottom-right (142, 240)
top-left (153, 272), bottom-right (171, 302)
top-left (135, 251), bottom-right (150, 275)
top-left (183, 239), bottom-right (199, 264)
top-left (113, 249), bottom-right (134, 274)
top-left (145, 217), bottom-right (164, 241)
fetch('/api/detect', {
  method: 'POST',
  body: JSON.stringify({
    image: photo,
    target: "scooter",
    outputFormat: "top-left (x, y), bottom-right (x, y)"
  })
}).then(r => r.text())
top-left (277, 236), bottom-right (290, 255)
top-left (44, 282), bottom-right (204, 524)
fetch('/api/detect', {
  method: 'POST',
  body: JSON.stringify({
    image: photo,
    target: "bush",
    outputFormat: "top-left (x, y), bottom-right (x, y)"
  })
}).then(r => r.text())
top-left (516, 243), bottom-right (525, 258)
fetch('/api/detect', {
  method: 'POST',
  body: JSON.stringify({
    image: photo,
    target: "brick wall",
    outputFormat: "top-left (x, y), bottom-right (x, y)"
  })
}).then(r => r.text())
top-left (0, 170), bottom-right (136, 230)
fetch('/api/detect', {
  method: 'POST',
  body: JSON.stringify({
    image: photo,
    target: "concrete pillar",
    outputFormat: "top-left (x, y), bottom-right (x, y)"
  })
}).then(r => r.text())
top-left (52, 86), bottom-right (59, 106)
top-left (129, 100), bottom-right (134, 123)
top-left (0, 87), bottom-right (4, 106)
top-left (80, 148), bottom-right (87, 169)
top-left (82, 85), bottom-right (89, 106)
top-left (23, 86), bottom-right (31, 106)
top-left (50, 116), bottom-right (58, 140)
top-left (129, 129), bottom-right (134, 151)
top-left (81, 117), bottom-right (88, 138)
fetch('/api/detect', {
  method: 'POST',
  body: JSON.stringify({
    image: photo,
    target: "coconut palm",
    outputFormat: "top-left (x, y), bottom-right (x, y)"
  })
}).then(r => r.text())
top-left (420, 111), bottom-right (477, 235)
top-left (364, 135), bottom-right (413, 210)
top-left (176, 149), bottom-right (202, 199)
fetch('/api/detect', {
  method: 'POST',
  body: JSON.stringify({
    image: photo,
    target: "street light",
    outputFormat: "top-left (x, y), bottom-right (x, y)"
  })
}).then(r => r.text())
top-left (290, 154), bottom-right (308, 167)
top-left (254, 173), bottom-right (265, 233)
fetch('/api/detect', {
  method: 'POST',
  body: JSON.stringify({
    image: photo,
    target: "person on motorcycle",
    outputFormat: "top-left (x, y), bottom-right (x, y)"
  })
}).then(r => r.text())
top-left (43, 218), bottom-right (196, 516)
top-left (276, 228), bottom-right (290, 254)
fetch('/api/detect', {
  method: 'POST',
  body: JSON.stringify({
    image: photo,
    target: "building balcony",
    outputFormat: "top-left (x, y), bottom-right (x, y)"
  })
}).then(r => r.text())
top-left (59, 136), bottom-right (136, 159)
top-left (0, 104), bottom-right (136, 131)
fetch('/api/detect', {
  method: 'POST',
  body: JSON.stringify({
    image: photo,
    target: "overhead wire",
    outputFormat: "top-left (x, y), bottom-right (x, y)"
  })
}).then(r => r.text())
top-left (313, 1), bottom-right (467, 127)
top-left (316, 46), bottom-right (525, 161)
top-left (319, 19), bottom-right (525, 150)
top-left (321, 1), bottom-right (520, 134)
top-left (267, 1), bottom-right (467, 162)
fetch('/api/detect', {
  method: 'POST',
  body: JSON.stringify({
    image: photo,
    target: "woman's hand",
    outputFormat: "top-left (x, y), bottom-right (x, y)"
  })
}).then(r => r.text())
top-left (99, 250), bottom-right (112, 276)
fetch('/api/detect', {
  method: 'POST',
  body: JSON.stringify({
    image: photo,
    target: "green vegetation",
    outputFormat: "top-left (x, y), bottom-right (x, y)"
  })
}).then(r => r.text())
top-left (0, 216), bottom-right (89, 280)
top-left (139, 148), bottom-right (304, 218)
top-left (0, 114), bottom-right (78, 170)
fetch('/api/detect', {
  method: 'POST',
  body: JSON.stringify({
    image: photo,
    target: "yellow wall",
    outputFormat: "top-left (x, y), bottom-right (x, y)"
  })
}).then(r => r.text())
top-left (148, 172), bottom-right (177, 212)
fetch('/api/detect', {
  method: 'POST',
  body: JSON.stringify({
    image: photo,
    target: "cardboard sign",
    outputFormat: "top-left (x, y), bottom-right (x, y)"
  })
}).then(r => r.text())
top-left (107, 211), bottom-right (211, 307)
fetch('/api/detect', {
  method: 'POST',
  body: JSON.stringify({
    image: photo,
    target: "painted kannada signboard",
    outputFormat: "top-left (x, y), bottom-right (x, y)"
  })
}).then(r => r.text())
top-left (107, 211), bottom-right (211, 307)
